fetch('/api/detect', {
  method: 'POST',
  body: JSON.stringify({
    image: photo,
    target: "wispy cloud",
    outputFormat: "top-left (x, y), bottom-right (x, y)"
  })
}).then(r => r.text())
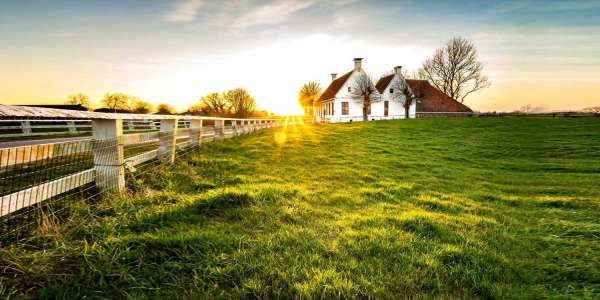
top-left (165, 0), bottom-right (204, 22)
top-left (232, 0), bottom-right (318, 28)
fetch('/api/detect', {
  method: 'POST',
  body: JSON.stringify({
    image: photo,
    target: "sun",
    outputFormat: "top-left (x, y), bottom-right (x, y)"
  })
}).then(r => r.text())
top-left (258, 98), bottom-right (305, 116)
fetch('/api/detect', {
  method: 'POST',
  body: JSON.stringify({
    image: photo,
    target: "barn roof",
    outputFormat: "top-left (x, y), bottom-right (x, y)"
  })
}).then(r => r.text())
top-left (406, 80), bottom-right (473, 113)
top-left (318, 71), bottom-right (353, 102)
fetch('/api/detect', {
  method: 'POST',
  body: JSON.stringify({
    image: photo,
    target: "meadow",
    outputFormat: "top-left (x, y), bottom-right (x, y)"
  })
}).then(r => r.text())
top-left (1, 118), bottom-right (599, 299)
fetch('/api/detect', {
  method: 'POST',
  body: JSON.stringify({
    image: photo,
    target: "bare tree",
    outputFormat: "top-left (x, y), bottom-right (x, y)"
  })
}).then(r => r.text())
top-left (156, 103), bottom-right (175, 114)
top-left (102, 93), bottom-right (131, 112)
top-left (401, 87), bottom-right (417, 119)
top-left (583, 106), bottom-right (600, 113)
top-left (298, 81), bottom-right (322, 116)
top-left (401, 68), bottom-right (427, 80)
top-left (130, 98), bottom-right (154, 114)
top-left (350, 72), bottom-right (378, 121)
top-left (194, 92), bottom-right (230, 116)
top-left (421, 37), bottom-right (490, 103)
top-left (67, 93), bottom-right (90, 109)
top-left (224, 88), bottom-right (256, 118)
top-left (387, 73), bottom-right (416, 119)
top-left (516, 104), bottom-right (545, 114)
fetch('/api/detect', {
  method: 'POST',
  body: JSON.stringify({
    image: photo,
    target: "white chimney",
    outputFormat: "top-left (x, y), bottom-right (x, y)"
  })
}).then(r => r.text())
top-left (394, 65), bottom-right (402, 75)
top-left (353, 58), bottom-right (363, 72)
top-left (331, 73), bottom-right (337, 81)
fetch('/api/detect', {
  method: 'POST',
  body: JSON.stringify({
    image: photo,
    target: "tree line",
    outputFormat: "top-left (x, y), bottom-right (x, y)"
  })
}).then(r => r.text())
top-left (65, 87), bottom-right (265, 117)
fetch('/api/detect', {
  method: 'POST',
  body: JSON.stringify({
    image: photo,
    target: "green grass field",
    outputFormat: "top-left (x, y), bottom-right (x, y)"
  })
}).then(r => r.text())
top-left (1, 118), bottom-right (599, 299)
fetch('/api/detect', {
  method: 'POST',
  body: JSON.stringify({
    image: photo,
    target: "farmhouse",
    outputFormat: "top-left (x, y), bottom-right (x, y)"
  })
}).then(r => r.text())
top-left (314, 58), bottom-right (472, 122)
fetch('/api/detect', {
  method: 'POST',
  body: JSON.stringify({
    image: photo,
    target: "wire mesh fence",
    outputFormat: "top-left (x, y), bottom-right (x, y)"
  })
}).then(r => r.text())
top-left (0, 116), bottom-right (279, 245)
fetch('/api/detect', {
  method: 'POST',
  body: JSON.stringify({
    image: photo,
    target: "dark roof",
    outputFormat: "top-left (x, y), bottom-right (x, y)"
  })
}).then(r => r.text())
top-left (375, 74), bottom-right (394, 93)
top-left (21, 104), bottom-right (88, 111)
top-left (318, 71), bottom-right (353, 102)
top-left (94, 108), bottom-right (132, 113)
top-left (406, 80), bottom-right (473, 113)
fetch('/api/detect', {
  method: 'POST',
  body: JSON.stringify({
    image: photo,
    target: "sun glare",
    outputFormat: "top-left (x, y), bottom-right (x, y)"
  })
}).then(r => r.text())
top-left (117, 34), bottom-right (429, 116)
top-left (274, 116), bottom-right (311, 147)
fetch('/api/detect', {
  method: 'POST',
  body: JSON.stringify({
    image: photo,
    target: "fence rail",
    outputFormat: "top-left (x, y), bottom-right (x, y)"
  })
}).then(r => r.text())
top-left (0, 119), bottom-right (196, 139)
top-left (0, 104), bottom-right (282, 240)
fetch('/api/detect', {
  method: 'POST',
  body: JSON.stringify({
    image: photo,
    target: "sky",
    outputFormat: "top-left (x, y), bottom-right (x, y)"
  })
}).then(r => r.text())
top-left (1, 0), bottom-right (599, 114)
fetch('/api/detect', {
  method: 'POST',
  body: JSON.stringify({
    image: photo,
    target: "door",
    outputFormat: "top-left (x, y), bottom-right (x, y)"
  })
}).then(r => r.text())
top-left (384, 101), bottom-right (389, 117)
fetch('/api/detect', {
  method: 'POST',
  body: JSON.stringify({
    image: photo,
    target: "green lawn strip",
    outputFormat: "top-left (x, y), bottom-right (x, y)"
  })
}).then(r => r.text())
top-left (0, 118), bottom-right (599, 298)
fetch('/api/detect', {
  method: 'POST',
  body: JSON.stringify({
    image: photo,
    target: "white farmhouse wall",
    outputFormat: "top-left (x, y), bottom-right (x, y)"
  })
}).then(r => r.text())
top-left (316, 63), bottom-right (417, 123)
top-left (379, 74), bottom-right (417, 119)
top-left (328, 70), bottom-right (383, 121)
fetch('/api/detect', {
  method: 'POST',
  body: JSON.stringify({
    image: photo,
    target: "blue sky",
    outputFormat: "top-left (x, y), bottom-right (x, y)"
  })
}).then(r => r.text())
top-left (1, 0), bottom-right (599, 112)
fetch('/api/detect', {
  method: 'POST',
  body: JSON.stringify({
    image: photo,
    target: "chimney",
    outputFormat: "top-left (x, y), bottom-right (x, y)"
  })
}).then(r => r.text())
top-left (394, 65), bottom-right (402, 75)
top-left (353, 58), bottom-right (363, 72)
top-left (331, 73), bottom-right (337, 81)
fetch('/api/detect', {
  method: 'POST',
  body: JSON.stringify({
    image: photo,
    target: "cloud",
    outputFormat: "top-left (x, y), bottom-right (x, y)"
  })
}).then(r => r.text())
top-left (232, 0), bottom-right (318, 28)
top-left (165, 0), bottom-right (204, 22)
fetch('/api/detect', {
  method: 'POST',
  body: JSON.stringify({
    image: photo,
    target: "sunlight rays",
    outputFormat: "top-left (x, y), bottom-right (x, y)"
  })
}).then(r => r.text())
top-left (272, 116), bottom-right (322, 148)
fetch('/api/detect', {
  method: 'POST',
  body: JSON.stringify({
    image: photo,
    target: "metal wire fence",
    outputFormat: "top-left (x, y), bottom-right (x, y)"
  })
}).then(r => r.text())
top-left (0, 114), bottom-right (280, 245)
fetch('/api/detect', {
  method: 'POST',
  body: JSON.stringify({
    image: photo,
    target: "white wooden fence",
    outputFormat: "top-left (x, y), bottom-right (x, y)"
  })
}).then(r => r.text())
top-left (0, 119), bottom-right (191, 138)
top-left (0, 104), bottom-right (282, 218)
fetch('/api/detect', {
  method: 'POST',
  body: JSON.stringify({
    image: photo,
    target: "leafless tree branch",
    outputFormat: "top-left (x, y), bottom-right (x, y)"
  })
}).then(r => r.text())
top-left (421, 37), bottom-right (491, 103)
top-left (351, 72), bottom-right (378, 121)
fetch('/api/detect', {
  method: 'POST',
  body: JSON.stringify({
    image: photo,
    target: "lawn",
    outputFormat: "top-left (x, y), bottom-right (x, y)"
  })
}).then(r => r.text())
top-left (1, 118), bottom-right (599, 299)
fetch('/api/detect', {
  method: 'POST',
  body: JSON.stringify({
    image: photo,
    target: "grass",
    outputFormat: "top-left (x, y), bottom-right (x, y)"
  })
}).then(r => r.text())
top-left (1, 118), bottom-right (599, 299)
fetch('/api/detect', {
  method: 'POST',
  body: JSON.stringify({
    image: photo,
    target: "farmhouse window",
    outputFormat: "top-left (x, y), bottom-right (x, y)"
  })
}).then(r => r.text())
top-left (367, 103), bottom-right (371, 115)
top-left (342, 102), bottom-right (349, 115)
top-left (331, 102), bottom-right (334, 115)
top-left (390, 88), bottom-right (394, 93)
top-left (348, 86), bottom-right (351, 92)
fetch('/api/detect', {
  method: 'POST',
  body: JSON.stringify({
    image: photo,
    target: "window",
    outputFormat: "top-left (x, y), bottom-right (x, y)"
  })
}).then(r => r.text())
top-left (389, 88), bottom-right (394, 93)
top-left (342, 102), bottom-right (349, 115)
top-left (347, 86), bottom-right (352, 92)
top-left (331, 102), bottom-right (334, 115)
top-left (367, 103), bottom-right (371, 115)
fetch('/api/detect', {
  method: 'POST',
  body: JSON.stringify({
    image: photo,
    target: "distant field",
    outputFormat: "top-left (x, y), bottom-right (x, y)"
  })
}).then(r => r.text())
top-left (1, 118), bottom-right (599, 298)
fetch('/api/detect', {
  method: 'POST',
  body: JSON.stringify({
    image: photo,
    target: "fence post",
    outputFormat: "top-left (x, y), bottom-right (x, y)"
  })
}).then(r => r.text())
top-left (92, 119), bottom-right (125, 192)
top-left (21, 121), bottom-right (32, 136)
top-left (189, 119), bottom-right (203, 147)
top-left (67, 121), bottom-right (77, 135)
top-left (231, 120), bottom-right (236, 136)
top-left (158, 119), bottom-right (178, 164)
top-left (216, 119), bottom-right (225, 140)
